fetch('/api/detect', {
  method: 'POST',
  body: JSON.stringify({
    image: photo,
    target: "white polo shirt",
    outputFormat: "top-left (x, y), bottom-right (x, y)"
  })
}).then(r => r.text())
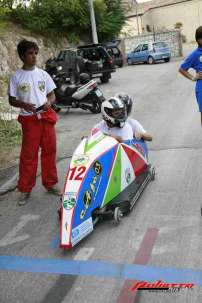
top-left (92, 120), bottom-right (133, 141)
top-left (127, 117), bottom-right (146, 134)
top-left (8, 67), bottom-right (56, 116)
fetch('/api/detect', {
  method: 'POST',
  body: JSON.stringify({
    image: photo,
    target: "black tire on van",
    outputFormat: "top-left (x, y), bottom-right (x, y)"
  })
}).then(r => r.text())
top-left (100, 73), bottom-right (110, 83)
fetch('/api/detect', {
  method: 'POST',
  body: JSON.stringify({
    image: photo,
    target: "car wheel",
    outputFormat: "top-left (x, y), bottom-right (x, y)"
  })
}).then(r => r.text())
top-left (148, 56), bottom-right (154, 64)
top-left (90, 99), bottom-right (101, 114)
top-left (164, 58), bottom-right (170, 63)
top-left (100, 73), bottom-right (110, 83)
top-left (127, 59), bottom-right (132, 65)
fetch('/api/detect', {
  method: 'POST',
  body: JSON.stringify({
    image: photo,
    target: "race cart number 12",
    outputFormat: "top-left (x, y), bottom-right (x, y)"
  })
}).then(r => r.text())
top-left (69, 166), bottom-right (86, 180)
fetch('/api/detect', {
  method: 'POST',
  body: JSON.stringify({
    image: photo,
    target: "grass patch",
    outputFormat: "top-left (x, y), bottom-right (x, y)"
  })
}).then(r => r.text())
top-left (0, 104), bottom-right (21, 168)
top-left (0, 118), bottom-right (21, 148)
top-left (0, 8), bottom-right (10, 37)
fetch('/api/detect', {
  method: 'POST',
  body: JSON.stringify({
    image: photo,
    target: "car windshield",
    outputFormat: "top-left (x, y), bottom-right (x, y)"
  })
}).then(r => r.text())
top-left (153, 42), bottom-right (168, 49)
top-left (134, 45), bottom-right (142, 52)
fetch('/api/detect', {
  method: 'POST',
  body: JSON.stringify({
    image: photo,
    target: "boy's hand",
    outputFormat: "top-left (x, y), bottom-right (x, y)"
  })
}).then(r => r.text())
top-left (195, 72), bottom-right (202, 80)
top-left (43, 100), bottom-right (52, 111)
top-left (23, 102), bottom-right (36, 113)
top-left (135, 131), bottom-right (143, 140)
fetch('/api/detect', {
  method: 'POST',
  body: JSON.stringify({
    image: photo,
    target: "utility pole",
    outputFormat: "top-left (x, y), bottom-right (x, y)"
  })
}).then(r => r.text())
top-left (133, 0), bottom-right (140, 35)
top-left (88, 0), bottom-right (98, 44)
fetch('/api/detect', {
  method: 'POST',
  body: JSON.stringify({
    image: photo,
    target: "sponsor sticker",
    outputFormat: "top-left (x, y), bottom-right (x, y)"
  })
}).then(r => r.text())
top-left (125, 167), bottom-right (131, 184)
top-left (71, 217), bottom-right (93, 246)
top-left (199, 55), bottom-right (202, 63)
top-left (73, 154), bottom-right (89, 166)
top-left (80, 161), bottom-right (102, 220)
top-left (63, 192), bottom-right (76, 210)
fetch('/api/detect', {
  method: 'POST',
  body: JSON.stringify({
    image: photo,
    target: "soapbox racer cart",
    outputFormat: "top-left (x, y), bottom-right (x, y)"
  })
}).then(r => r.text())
top-left (60, 131), bottom-right (155, 249)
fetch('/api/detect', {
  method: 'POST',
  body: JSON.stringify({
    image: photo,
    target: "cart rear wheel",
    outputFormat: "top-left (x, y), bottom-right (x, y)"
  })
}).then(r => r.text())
top-left (114, 207), bottom-right (123, 224)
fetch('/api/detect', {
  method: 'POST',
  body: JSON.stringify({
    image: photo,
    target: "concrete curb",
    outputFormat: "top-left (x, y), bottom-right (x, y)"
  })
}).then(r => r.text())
top-left (0, 173), bottom-right (18, 195)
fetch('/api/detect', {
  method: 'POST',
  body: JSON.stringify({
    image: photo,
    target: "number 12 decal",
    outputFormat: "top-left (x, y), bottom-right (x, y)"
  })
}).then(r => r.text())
top-left (69, 166), bottom-right (86, 180)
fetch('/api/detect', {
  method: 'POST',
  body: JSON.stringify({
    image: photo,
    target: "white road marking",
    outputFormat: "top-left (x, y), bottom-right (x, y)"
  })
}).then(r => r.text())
top-left (152, 243), bottom-right (176, 255)
top-left (74, 247), bottom-right (95, 261)
top-left (0, 173), bottom-right (18, 194)
top-left (0, 214), bottom-right (40, 247)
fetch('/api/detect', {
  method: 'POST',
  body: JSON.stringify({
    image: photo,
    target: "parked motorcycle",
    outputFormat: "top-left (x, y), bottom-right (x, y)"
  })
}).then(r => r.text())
top-left (52, 72), bottom-right (105, 114)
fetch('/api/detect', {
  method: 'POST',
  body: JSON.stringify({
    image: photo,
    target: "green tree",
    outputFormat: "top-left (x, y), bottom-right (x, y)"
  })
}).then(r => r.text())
top-left (95, 0), bottom-right (126, 41)
top-left (0, 0), bottom-right (18, 10)
top-left (10, 0), bottom-right (126, 42)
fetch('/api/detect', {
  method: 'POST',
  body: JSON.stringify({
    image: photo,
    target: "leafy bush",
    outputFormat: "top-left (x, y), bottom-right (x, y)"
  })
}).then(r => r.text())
top-left (7, 0), bottom-right (125, 42)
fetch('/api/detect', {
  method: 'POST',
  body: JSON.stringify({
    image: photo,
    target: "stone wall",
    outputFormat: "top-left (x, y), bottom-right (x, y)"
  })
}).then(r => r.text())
top-left (123, 29), bottom-right (182, 57)
top-left (0, 26), bottom-right (71, 78)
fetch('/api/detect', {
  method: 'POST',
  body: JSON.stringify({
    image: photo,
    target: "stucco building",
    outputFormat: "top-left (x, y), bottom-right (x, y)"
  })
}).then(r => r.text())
top-left (122, 0), bottom-right (202, 43)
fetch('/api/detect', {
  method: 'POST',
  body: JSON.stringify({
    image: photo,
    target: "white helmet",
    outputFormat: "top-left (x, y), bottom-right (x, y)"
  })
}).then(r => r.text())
top-left (115, 92), bottom-right (133, 116)
top-left (101, 97), bottom-right (127, 127)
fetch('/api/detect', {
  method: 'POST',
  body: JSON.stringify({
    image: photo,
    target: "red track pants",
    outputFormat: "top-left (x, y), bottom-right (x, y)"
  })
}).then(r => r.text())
top-left (17, 113), bottom-right (58, 193)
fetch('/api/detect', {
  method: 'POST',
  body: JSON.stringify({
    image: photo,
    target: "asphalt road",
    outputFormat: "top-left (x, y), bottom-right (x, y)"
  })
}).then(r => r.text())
top-left (1, 58), bottom-right (202, 303)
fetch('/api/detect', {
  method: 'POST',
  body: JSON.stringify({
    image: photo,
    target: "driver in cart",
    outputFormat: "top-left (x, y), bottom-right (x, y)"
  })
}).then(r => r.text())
top-left (115, 92), bottom-right (153, 142)
top-left (91, 96), bottom-right (134, 143)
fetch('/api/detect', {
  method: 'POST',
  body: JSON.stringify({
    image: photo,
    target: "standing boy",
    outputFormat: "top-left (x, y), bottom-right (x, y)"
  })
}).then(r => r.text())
top-left (8, 39), bottom-right (61, 205)
top-left (179, 26), bottom-right (202, 125)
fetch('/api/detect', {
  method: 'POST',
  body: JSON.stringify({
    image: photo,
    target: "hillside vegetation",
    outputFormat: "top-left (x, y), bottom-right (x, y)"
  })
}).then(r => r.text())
top-left (0, 0), bottom-right (126, 43)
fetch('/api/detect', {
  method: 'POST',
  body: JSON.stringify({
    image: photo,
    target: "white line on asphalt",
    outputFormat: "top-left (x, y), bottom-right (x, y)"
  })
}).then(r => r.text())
top-left (0, 173), bottom-right (18, 195)
top-left (74, 247), bottom-right (95, 261)
top-left (0, 214), bottom-right (40, 247)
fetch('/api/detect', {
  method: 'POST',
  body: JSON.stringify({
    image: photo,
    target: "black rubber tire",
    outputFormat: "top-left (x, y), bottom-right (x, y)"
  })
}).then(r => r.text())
top-left (100, 73), bottom-right (110, 83)
top-left (150, 167), bottom-right (156, 181)
top-left (127, 59), bottom-right (133, 65)
top-left (119, 201), bottom-right (131, 215)
top-left (148, 56), bottom-right (154, 64)
top-left (164, 58), bottom-right (170, 63)
top-left (114, 207), bottom-right (123, 224)
top-left (90, 101), bottom-right (101, 114)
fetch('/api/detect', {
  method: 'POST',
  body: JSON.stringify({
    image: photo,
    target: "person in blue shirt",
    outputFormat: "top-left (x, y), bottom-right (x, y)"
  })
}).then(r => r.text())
top-left (179, 26), bottom-right (202, 125)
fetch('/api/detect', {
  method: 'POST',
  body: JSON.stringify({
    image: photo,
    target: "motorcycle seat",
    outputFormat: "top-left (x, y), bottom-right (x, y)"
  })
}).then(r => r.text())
top-left (65, 85), bottom-right (78, 96)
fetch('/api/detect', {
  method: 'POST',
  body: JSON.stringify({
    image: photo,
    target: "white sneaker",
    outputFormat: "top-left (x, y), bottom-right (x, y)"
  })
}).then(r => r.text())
top-left (18, 192), bottom-right (30, 206)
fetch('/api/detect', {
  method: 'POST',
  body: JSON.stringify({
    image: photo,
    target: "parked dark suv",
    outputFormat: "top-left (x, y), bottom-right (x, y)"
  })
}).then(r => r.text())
top-left (46, 44), bottom-right (115, 83)
top-left (104, 43), bottom-right (124, 68)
